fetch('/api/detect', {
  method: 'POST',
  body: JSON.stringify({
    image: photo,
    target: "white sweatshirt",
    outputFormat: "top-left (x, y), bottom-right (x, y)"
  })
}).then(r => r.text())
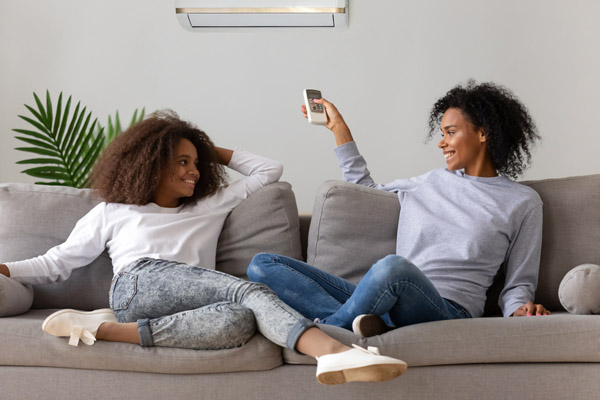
top-left (6, 150), bottom-right (283, 285)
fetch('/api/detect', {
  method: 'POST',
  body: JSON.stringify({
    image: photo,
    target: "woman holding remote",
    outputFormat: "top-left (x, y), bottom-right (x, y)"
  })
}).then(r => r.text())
top-left (0, 111), bottom-right (407, 385)
top-left (249, 81), bottom-right (550, 338)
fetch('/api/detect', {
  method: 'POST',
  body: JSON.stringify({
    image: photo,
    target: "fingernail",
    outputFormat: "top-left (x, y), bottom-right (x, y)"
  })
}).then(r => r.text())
top-left (527, 313), bottom-right (533, 316)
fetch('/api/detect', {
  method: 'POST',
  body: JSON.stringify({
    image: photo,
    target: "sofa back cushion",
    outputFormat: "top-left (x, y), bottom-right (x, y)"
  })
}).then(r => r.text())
top-left (307, 175), bottom-right (600, 315)
top-left (216, 181), bottom-right (303, 278)
top-left (307, 182), bottom-right (398, 283)
top-left (521, 174), bottom-right (600, 311)
top-left (0, 182), bottom-right (302, 310)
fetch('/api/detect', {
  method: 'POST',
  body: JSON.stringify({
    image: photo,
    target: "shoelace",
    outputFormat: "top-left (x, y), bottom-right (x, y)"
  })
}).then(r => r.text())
top-left (69, 325), bottom-right (97, 347)
top-left (352, 344), bottom-right (380, 355)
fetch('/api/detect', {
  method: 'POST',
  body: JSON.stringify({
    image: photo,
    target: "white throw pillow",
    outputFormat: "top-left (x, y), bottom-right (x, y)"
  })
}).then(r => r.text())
top-left (558, 264), bottom-right (600, 314)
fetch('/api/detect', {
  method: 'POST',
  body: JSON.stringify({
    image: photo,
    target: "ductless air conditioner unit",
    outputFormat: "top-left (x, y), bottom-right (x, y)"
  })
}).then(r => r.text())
top-left (175, 0), bottom-right (348, 30)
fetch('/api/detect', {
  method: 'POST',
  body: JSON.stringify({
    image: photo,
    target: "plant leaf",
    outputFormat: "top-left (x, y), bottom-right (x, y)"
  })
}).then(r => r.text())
top-left (114, 111), bottom-right (121, 136)
top-left (24, 104), bottom-right (45, 125)
top-left (14, 136), bottom-right (57, 151)
top-left (45, 90), bottom-right (53, 130)
top-left (15, 147), bottom-right (61, 158)
top-left (23, 165), bottom-right (67, 174)
top-left (74, 133), bottom-right (104, 187)
top-left (63, 105), bottom-right (87, 163)
top-left (32, 92), bottom-right (48, 126)
top-left (52, 92), bottom-right (63, 135)
top-left (21, 166), bottom-right (70, 180)
top-left (16, 157), bottom-right (63, 165)
top-left (56, 96), bottom-right (73, 148)
top-left (12, 129), bottom-right (55, 144)
top-left (17, 115), bottom-right (51, 136)
top-left (65, 112), bottom-right (93, 165)
top-left (60, 100), bottom-right (81, 149)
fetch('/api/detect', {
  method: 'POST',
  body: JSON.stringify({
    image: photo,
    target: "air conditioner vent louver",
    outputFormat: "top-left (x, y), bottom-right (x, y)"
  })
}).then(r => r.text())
top-left (175, 1), bottom-right (348, 30)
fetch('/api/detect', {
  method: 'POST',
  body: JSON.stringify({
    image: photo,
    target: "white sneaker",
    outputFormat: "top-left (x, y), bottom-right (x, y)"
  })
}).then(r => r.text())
top-left (316, 344), bottom-right (407, 385)
top-left (42, 308), bottom-right (117, 347)
top-left (352, 314), bottom-right (393, 338)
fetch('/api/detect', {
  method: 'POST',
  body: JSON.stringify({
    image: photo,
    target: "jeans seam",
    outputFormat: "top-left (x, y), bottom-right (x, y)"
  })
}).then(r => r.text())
top-left (372, 279), bottom-right (450, 318)
top-left (271, 255), bottom-right (354, 298)
top-left (277, 263), bottom-right (347, 305)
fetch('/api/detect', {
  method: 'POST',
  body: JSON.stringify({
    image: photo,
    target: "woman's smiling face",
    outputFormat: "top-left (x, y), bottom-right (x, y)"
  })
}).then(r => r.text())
top-left (437, 108), bottom-right (497, 177)
top-left (153, 138), bottom-right (200, 207)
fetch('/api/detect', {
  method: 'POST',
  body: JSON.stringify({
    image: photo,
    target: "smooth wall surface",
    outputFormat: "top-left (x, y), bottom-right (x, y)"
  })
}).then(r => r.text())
top-left (1, 1), bottom-right (598, 211)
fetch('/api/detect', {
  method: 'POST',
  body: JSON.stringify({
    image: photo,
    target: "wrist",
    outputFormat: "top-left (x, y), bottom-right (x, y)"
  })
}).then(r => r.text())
top-left (330, 123), bottom-right (353, 146)
top-left (0, 264), bottom-right (10, 278)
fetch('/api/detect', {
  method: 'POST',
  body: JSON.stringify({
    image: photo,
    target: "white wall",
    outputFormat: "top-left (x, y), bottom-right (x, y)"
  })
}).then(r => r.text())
top-left (1, 0), bottom-right (599, 211)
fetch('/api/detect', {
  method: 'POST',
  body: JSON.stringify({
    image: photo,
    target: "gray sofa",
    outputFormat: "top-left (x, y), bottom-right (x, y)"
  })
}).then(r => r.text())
top-left (0, 175), bottom-right (599, 400)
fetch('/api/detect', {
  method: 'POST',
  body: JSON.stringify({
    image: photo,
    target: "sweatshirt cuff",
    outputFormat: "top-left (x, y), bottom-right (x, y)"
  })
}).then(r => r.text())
top-left (333, 141), bottom-right (359, 161)
top-left (3, 262), bottom-right (28, 284)
top-left (504, 302), bottom-right (523, 318)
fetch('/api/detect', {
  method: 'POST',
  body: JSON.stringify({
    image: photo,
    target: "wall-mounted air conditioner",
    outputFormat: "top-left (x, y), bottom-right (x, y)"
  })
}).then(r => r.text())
top-left (175, 0), bottom-right (348, 30)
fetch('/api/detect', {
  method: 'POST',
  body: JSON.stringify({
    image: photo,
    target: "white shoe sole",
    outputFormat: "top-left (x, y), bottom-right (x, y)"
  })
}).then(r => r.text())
top-left (316, 345), bottom-right (408, 385)
top-left (317, 362), bottom-right (407, 385)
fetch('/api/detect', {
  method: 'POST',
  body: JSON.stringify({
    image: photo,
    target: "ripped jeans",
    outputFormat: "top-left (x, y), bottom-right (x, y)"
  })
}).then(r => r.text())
top-left (109, 258), bottom-right (314, 350)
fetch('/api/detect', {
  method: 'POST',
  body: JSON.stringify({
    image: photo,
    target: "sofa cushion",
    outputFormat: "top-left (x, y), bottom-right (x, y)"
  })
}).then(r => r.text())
top-left (306, 181), bottom-right (398, 283)
top-left (0, 275), bottom-right (33, 317)
top-left (216, 181), bottom-right (303, 279)
top-left (0, 182), bottom-right (302, 310)
top-left (521, 174), bottom-right (600, 312)
top-left (307, 175), bottom-right (600, 314)
top-left (0, 309), bottom-right (282, 373)
top-left (284, 314), bottom-right (600, 367)
top-left (0, 183), bottom-right (109, 310)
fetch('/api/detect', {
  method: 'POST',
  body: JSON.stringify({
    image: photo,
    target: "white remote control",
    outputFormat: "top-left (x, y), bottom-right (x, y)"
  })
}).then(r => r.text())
top-left (303, 89), bottom-right (328, 125)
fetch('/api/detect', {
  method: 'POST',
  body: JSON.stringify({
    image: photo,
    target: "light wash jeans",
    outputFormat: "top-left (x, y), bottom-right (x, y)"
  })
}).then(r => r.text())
top-left (109, 258), bottom-right (315, 350)
top-left (248, 253), bottom-right (471, 331)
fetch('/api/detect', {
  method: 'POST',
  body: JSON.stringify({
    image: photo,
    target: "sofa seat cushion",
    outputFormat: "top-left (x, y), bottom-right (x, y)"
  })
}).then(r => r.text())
top-left (284, 314), bottom-right (600, 367)
top-left (0, 309), bottom-right (283, 374)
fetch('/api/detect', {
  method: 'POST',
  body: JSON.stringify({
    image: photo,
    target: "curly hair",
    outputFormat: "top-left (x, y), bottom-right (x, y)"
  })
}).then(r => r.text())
top-left (427, 80), bottom-right (540, 179)
top-left (90, 110), bottom-right (227, 205)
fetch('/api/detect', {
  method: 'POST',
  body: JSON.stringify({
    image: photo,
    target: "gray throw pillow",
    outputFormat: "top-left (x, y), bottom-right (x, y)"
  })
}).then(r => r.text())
top-left (558, 264), bottom-right (600, 314)
top-left (217, 182), bottom-right (303, 279)
top-left (306, 180), bottom-right (399, 282)
top-left (0, 275), bottom-right (34, 317)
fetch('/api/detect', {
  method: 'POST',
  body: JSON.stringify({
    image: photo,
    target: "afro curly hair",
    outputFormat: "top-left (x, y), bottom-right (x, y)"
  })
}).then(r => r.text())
top-left (90, 110), bottom-right (227, 205)
top-left (427, 80), bottom-right (540, 179)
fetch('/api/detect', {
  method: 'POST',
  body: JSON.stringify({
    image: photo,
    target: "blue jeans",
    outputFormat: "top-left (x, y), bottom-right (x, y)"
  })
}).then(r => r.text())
top-left (109, 258), bottom-right (315, 350)
top-left (248, 253), bottom-right (471, 330)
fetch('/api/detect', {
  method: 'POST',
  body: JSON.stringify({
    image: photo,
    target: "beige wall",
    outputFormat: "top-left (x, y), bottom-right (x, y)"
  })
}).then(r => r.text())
top-left (1, 0), bottom-right (598, 211)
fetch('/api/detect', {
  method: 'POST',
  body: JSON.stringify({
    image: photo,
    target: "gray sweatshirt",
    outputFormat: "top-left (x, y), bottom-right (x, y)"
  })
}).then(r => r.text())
top-left (334, 142), bottom-right (543, 318)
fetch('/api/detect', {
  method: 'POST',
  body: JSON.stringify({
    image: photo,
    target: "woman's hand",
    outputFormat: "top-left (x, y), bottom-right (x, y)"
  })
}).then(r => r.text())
top-left (0, 264), bottom-right (10, 278)
top-left (301, 98), bottom-right (354, 146)
top-left (214, 147), bottom-right (233, 166)
top-left (512, 301), bottom-right (551, 316)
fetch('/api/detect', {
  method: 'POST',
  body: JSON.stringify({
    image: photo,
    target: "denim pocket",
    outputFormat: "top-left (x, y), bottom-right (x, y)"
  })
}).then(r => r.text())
top-left (110, 272), bottom-right (138, 311)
